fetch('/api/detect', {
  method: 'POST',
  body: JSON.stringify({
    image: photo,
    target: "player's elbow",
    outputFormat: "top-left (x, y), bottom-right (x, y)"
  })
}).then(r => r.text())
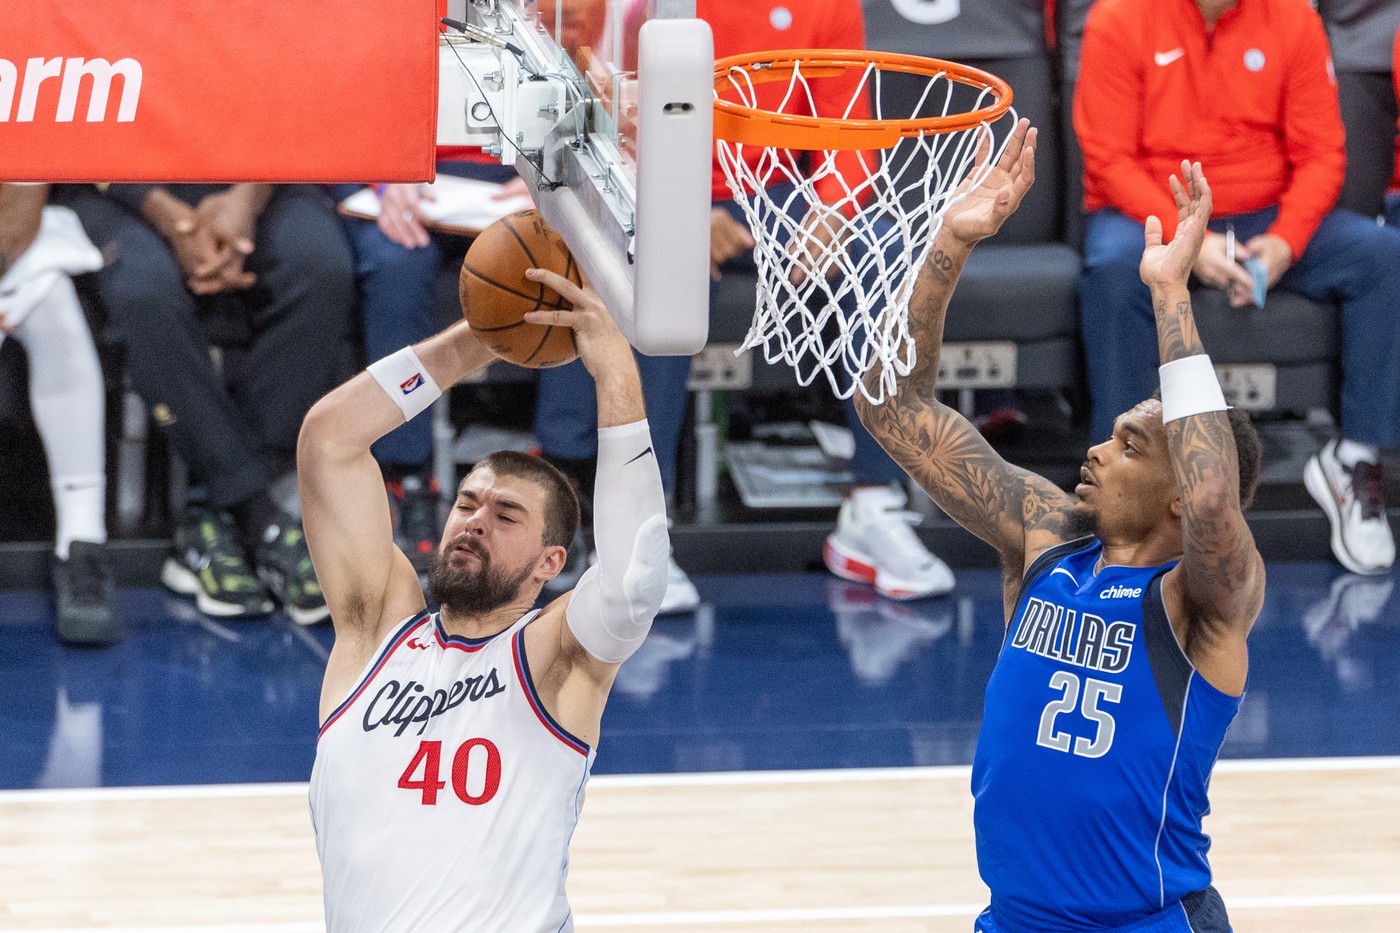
top-left (1183, 480), bottom-right (1240, 520)
top-left (297, 394), bottom-right (356, 466)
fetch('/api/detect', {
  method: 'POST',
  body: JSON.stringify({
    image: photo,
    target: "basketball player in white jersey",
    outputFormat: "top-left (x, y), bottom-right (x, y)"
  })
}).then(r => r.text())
top-left (297, 268), bottom-right (670, 931)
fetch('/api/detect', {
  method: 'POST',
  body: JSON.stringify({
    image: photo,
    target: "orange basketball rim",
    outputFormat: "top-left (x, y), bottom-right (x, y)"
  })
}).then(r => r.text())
top-left (713, 49), bottom-right (1014, 150)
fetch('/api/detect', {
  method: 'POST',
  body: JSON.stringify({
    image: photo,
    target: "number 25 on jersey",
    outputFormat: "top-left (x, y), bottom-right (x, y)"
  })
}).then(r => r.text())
top-left (1036, 671), bottom-right (1122, 758)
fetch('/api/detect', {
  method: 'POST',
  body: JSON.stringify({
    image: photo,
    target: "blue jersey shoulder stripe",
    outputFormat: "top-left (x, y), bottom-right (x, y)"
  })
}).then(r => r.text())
top-left (1141, 573), bottom-right (1195, 736)
top-left (511, 629), bottom-right (591, 756)
top-left (317, 610), bottom-right (430, 739)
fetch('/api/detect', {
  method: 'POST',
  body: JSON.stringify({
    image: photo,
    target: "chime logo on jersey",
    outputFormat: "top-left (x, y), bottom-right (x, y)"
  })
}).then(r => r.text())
top-left (399, 372), bottom-right (425, 394)
top-left (1010, 597), bottom-right (1135, 673)
top-left (0, 57), bottom-right (143, 122)
top-left (363, 669), bottom-right (507, 736)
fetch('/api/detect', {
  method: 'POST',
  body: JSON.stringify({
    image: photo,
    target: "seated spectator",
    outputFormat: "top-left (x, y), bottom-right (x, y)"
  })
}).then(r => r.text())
top-left (58, 183), bottom-right (354, 624)
top-left (1075, 0), bottom-right (1399, 575)
top-left (0, 183), bottom-right (116, 645)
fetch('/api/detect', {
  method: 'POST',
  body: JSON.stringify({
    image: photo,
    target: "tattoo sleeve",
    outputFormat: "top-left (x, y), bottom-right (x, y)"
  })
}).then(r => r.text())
top-left (1154, 289), bottom-right (1265, 635)
top-left (855, 235), bottom-right (1076, 593)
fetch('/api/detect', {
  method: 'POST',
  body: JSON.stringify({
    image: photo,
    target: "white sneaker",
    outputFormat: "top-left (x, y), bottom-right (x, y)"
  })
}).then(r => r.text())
top-left (658, 556), bottom-right (701, 615)
top-left (1304, 440), bottom-right (1396, 575)
top-left (823, 485), bottom-right (955, 600)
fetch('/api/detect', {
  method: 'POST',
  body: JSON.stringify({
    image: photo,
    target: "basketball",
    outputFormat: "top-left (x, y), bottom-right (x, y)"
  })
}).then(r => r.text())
top-left (459, 210), bottom-right (582, 369)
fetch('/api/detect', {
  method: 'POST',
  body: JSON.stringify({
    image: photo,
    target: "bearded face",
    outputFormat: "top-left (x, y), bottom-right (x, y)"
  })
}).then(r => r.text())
top-left (427, 535), bottom-right (539, 614)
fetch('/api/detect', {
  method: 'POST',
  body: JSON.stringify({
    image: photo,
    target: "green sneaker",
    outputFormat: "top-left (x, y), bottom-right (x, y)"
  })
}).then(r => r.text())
top-left (161, 506), bottom-right (274, 618)
top-left (256, 514), bottom-right (330, 626)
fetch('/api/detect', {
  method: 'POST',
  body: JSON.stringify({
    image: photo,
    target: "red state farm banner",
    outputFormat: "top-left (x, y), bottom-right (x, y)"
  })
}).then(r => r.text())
top-left (2, 1), bottom-right (439, 182)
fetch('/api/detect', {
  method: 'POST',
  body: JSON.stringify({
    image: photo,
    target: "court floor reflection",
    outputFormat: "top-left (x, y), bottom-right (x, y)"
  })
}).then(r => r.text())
top-left (0, 563), bottom-right (1396, 788)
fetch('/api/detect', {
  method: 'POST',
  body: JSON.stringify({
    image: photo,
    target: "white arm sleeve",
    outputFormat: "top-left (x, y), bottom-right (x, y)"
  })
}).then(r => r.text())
top-left (566, 419), bottom-right (670, 664)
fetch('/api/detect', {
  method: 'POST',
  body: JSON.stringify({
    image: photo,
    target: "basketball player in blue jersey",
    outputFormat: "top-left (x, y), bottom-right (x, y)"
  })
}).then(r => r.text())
top-left (296, 269), bottom-right (670, 930)
top-left (858, 122), bottom-right (1264, 933)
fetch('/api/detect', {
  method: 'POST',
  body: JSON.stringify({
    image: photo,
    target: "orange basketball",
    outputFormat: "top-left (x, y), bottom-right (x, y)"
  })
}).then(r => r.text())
top-left (459, 209), bottom-right (581, 368)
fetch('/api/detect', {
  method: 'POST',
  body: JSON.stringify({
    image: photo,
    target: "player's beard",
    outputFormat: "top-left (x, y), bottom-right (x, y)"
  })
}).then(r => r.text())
top-left (428, 540), bottom-right (537, 614)
top-left (1064, 503), bottom-right (1100, 539)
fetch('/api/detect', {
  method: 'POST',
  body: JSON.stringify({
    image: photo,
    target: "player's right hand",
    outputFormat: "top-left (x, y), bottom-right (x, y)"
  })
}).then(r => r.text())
top-left (941, 118), bottom-right (1036, 247)
top-left (521, 268), bottom-right (633, 380)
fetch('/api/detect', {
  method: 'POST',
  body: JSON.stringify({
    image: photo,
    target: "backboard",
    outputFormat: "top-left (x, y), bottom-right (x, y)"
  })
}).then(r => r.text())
top-left (439, 0), bottom-right (713, 355)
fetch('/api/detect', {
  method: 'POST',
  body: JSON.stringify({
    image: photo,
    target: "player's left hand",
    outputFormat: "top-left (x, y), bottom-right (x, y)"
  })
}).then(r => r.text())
top-left (1140, 161), bottom-right (1212, 290)
top-left (521, 267), bottom-right (633, 381)
top-left (1242, 233), bottom-right (1292, 288)
top-left (942, 118), bottom-right (1037, 247)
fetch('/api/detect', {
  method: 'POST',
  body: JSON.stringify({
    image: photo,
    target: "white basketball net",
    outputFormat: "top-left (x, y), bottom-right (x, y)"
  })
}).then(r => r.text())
top-left (716, 60), bottom-right (1015, 404)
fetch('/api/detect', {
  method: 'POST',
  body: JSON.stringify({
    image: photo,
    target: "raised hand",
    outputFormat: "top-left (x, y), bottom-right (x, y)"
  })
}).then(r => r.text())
top-left (1140, 161), bottom-right (1212, 290)
top-left (941, 118), bottom-right (1037, 247)
top-left (520, 267), bottom-right (634, 380)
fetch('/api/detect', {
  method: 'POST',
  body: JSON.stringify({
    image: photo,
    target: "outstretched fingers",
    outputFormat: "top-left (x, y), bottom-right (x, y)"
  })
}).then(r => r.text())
top-left (1010, 125), bottom-right (1037, 194)
top-left (1171, 162), bottom-right (1212, 247)
top-left (996, 118), bottom-right (1032, 173)
top-left (1143, 214), bottom-right (1164, 252)
top-left (523, 267), bottom-right (589, 311)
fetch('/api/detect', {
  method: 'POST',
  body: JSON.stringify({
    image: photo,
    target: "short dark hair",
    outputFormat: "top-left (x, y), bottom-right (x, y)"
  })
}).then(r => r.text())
top-left (473, 451), bottom-right (581, 550)
top-left (1228, 408), bottom-right (1262, 511)
top-left (1147, 392), bottom-right (1262, 510)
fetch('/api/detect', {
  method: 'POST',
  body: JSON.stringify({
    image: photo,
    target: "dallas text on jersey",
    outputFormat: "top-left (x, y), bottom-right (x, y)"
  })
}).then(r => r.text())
top-left (1010, 598), bottom-right (1137, 674)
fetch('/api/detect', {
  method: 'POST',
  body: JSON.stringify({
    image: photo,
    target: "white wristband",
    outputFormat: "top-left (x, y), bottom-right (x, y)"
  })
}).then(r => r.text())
top-left (367, 346), bottom-right (442, 422)
top-left (1159, 354), bottom-right (1229, 424)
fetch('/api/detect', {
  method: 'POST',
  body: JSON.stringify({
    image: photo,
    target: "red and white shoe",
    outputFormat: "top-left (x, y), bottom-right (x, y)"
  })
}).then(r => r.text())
top-left (1304, 439), bottom-right (1395, 576)
top-left (823, 485), bottom-right (955, 600)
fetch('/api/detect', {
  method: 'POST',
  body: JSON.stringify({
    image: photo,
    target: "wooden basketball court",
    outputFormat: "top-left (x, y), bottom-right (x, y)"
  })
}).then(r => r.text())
top-left (2, 758), bottom-right (1395, 931)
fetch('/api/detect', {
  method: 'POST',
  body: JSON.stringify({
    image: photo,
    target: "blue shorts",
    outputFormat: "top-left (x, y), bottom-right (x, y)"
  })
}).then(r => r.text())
top-left (974, 886), bottom-right (1231, 933)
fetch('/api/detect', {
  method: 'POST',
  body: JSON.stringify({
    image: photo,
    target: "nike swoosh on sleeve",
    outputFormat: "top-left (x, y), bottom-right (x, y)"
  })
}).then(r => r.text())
top-left (625, 446), bottom-right (654, 465)
top-left (1154, 48), bottom-right (1185, 66)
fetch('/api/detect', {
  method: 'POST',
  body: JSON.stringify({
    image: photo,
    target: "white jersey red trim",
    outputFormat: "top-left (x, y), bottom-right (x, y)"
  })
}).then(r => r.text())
top-left (311, 609), bottom-right (594, 932)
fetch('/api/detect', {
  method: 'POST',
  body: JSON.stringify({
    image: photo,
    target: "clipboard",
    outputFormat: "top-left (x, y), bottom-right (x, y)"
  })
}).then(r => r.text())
top-left (337, 174), bottom-right (534, 236)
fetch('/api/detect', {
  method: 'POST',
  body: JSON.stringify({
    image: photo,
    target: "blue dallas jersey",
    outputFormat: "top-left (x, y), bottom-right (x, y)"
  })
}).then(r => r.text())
top-left (972, 538), bottom-right (1242, 932)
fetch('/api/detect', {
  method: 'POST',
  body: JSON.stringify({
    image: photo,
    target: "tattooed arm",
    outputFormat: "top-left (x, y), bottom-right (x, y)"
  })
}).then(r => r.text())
top-left (855, 122), bottom-right (1077, 606)
top-left (1142, 163), bottom-right (1265, 693)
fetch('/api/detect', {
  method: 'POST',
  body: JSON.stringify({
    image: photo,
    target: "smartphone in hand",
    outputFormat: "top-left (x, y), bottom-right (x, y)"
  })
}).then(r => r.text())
top-left (1242, 256), bottom-right (1268, 309)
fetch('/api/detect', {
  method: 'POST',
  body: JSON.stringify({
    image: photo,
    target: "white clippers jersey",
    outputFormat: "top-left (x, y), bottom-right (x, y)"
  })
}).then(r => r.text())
top-left (310, 609), bottom-right (595, 932)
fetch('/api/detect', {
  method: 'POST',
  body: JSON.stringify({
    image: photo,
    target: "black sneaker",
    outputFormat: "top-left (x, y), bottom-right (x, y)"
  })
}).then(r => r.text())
top-left (52, 541), bottom-right (120, 647)
top-left (388, 475), bottom-right (442, 574)
top-left (161, 506), bottom-right (275, 618)
top-left (255, 513), bottom-right (330, 626)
